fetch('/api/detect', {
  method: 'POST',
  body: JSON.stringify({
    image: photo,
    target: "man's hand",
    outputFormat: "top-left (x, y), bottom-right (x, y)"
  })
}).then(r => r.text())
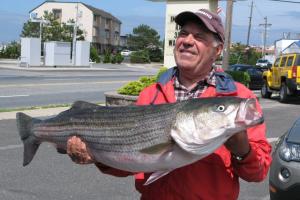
top-left (225, 131), bottom-right (250, 157)
top-left (67, 136), bottom-right (94, 164)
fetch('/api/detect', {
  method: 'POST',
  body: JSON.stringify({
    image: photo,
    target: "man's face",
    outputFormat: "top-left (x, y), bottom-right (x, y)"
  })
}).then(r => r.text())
top-left (174, 21), bottom-right (223, 77)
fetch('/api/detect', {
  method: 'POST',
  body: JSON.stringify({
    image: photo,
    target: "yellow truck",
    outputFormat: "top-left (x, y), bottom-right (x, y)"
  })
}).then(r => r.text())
top-left (261, 53), bottom-right (300, 102)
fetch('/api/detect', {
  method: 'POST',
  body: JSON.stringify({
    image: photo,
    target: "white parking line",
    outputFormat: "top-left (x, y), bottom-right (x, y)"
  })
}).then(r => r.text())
top-left (0, 144), bottom-right (22, 150)
top-left (267, 137), bottom-right (279, 143)
top-left (0, 95), bottom-right (29, 98)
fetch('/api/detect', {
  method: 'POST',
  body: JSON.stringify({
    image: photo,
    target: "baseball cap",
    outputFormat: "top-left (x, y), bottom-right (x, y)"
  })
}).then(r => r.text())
top-left (175, 9), bottom-right (225, 43)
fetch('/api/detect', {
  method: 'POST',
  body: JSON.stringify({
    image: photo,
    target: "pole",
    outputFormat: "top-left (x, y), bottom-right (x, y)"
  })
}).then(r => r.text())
top-left (39, 22), bottom-right (42, 40)
top-left (222, 0), bottom-right (234, 70)
top-left (246, 0), bottom-right (253, 46)
top-left (259, 17), bottom-right (272, 58)
top-left (72, 3), bottom-right (79, 65)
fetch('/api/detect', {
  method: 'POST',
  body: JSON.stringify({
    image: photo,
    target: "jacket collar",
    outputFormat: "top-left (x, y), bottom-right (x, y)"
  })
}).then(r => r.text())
top-left (157, 66), bottom-right (237, 96)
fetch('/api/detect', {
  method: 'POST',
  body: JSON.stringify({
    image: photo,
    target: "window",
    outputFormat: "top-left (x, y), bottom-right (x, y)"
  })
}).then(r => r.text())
top-left (280, 57), bottom-right (287, 67)
top-left (296, 55), bottom-right (300, 65)
top-left (106, 19), bottom-right (110, 26)
top-left (274, 58), bottom-right (280, 67)
top-left (52, 9), bottom-right (62, 21)
top-left (114, 31), bottom-right (119, 40)
top-left (105, 30), bottom-right (110, 39)
top-left (169, 40), bottom-right (175, 46)
top-left (170, 16), bottom-right (175, 22)
top-left (286, 56), bottom-right (294, 67)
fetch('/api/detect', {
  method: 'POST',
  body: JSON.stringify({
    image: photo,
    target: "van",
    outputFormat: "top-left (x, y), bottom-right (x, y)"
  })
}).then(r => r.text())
top-left (261, 53), bottom-right (300, 102)
top-left (256, 59), bottom-right (271, 67)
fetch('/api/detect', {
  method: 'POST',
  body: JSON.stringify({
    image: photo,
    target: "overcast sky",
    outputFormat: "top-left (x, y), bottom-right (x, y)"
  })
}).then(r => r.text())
top-left (1, 0), bottom-right (300, 47)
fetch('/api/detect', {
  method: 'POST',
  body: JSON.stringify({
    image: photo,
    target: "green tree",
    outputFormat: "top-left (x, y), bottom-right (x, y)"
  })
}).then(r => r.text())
top-left (20, 11), bottom-right (85, 42)
top-left (0, 41), bottom-right (21, 58)
top-left (127, 24), bottom-right (160, 51)
top-left (229, 43), bottom-right (260, 65)
top-left (21, 22), bottom-right (40, 38)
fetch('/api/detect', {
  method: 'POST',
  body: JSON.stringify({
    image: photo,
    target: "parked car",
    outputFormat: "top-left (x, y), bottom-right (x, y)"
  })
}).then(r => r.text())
top-left (261, 53), bottom-right (300, 103)
top-left (256, 58), bottom-right (272, 67)
top-left (269, 117), bottom-right (300, 200)
top-left (120, 49), bottom-right (132, 56)
top-left (228, 64), bottom-right (267, 90)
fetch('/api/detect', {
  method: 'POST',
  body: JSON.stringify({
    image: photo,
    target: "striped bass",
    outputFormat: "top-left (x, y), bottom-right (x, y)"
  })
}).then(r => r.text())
top-left (16, 97), bottom-right (263, 184)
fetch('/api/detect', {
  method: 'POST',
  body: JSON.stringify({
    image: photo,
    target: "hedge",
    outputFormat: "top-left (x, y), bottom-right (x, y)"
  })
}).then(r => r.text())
top-left (225, 70), bottom-right (251, 88)
top-left (118, 67), bottom-right (168, 96)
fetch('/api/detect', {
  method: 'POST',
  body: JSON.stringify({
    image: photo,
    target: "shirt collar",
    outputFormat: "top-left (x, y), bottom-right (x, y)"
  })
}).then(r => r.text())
top-left (174, 68), bottom-right (216, 90)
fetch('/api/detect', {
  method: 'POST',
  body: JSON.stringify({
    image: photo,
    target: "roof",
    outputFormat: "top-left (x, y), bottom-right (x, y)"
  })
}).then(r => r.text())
top-left (282, 40), bottom-right (300, 53)
top-left (82, 3), bottom-right (121, 23)
top-left (295, 41), bottom-right (300, 47)
top-left (29, 1), bottom-right (121, 23)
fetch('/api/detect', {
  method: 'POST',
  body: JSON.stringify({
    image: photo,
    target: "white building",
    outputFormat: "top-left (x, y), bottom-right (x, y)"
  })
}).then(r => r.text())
top-left (30, 1), bottom-right (121, 53)
top-left (274, 39), bottom-right (299, 57)
top-left (149, 0), bottom-right (218, 68)
top-left (282, 41), bottom-right (300, 54)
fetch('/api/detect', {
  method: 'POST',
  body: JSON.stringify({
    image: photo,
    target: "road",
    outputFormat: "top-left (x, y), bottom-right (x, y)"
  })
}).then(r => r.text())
top-left (0, 64), bottom-right (159, 109)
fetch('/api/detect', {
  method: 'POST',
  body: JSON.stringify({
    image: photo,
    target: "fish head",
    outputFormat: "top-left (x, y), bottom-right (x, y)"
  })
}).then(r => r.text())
top-left (170, 97), bottom-right (263, 155)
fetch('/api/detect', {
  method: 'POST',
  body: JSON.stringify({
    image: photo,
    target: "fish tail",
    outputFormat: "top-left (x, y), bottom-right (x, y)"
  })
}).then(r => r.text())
top-left (16, 112), bottom-right (41, 166)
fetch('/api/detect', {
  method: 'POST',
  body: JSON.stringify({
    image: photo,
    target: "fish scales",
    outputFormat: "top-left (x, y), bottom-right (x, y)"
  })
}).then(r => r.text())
top-left (31, 102), bottom-right (179, 152)
top-left (34, 126), bottom-right (172, 153)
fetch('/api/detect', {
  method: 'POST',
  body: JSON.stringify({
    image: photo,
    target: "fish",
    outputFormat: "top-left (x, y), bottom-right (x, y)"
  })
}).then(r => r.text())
top-left (16, 97), bottom-right (263, 184)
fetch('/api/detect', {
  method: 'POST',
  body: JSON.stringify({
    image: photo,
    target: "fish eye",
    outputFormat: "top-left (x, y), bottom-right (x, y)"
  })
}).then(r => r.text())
top-left (216, 105), bottom-right (226, 112)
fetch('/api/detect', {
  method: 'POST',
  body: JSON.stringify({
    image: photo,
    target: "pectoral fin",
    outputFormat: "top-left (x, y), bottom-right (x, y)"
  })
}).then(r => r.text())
top-left (144, 170), bottom-right (172, 185)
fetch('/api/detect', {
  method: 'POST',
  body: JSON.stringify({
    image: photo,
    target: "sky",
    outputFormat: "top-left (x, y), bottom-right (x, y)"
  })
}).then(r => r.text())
top-left (1, 0), bottom-right (300, 47)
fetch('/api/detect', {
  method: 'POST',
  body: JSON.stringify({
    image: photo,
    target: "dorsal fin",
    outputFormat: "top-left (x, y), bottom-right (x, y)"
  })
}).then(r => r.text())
top-left (71, 101), bottom-right (99, 109)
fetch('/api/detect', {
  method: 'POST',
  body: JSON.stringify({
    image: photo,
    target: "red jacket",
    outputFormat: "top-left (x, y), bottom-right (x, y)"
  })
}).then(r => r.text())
top-left (97, 69), bottom-right (272, 200)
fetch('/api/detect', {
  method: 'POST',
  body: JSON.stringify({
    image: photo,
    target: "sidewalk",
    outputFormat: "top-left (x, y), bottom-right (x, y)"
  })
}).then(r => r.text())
top-left (0, 59), bottom-right (163, 71)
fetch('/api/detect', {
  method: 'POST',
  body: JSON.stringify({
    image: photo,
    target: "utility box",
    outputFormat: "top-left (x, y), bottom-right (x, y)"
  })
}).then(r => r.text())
top-left (20, 37), bottom-right (41, 67)
top-left (75, 41), bottom-right (90, 66)
top-left (44, 41), bottom-right (71, 66)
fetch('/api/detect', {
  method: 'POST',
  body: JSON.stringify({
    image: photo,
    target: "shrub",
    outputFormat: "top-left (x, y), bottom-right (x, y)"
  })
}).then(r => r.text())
top-left (115, 53), bottom-right (124, 64)
top-left (111, 55), bottom-right (117, 64)
top-left (103, 50), bottom-right (111, 63)
top-left (90, 46), bottom-right (100, 63)
top-left (130, 50), bottom-right (150, 63)
top-left (148, 47), bottom-right (163, 62)
top-left (225, 70), bottom-right (251, 88)
top-left (111, 53), bottom-right (124, 64)
top-left (118, 67), bottom-right (168, 96)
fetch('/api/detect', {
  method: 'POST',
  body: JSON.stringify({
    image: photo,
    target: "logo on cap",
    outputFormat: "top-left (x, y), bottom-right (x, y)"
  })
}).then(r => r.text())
top-left (197, 10), bottom-right (212, 20)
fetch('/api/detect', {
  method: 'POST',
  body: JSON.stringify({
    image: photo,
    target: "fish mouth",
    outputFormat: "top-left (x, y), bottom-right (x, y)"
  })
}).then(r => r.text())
top-left (236, 98), bottom-right (264, 127)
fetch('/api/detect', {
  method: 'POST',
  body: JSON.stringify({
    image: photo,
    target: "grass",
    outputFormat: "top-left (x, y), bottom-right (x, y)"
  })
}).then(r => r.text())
top-left (0, 102), bottom-right (104, 113)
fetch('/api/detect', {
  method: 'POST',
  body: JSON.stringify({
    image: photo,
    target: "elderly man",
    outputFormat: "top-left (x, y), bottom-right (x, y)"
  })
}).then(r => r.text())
top-left (67, 9), bottom-right (272, 200)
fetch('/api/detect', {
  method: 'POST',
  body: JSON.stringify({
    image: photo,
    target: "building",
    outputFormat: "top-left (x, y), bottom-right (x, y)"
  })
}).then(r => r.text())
top-left (274, 39), bottom-right (299, 57)
top-left (148, 0), bottom-right (218, 68)
top-left (282, 41), bottom-right (300, 54)
top-left (119, 35), bottom-right (128, 49)
top-left (30, 1), bottom-right (122, 53)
